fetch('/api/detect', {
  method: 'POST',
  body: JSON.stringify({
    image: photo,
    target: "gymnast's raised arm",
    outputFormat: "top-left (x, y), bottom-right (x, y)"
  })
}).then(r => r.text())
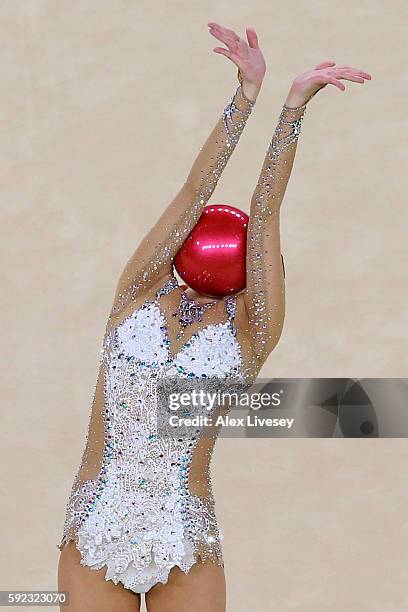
top-left (109, 23), bottom-right (266, 318)
top-left (244, 60), bottom-right (371, 366)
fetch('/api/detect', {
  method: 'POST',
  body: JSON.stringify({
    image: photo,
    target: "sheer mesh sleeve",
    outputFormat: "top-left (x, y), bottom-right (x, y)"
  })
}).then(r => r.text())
top-left (245, 102), bottom-right (307, 365)
top-left (109, 83), bottom-right (255, 318)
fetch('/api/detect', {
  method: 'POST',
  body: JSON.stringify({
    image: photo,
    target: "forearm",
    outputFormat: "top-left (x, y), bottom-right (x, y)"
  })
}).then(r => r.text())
top-left (184, 83), bottom-right (255, 196)
top-left (249, 102), bottom-right (306, 217)
top-left (245, 101), bottom-right (306, 363)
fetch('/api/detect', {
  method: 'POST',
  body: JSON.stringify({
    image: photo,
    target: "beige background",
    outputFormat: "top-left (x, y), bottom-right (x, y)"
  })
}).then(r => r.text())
top-left (1, 1), bottom-right (407, 610)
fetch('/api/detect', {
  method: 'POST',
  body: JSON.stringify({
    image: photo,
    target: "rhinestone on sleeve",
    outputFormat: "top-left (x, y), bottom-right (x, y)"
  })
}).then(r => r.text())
top-left (246, 102), bottom-right (306, 365)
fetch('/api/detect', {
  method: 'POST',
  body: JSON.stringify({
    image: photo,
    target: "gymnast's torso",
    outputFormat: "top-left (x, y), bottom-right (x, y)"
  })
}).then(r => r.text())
top-left (57, 272), bottom-right (254, 593)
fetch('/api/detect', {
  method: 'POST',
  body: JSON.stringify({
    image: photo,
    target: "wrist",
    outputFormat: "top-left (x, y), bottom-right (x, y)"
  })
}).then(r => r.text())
top-left (241, 79), bottom-right (261, 103)
top-left (284, 87), bottom-right (309, 109)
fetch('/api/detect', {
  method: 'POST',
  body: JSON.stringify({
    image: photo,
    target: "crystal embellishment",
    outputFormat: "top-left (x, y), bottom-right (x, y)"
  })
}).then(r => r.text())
top-left (172, 291), bottom-right (216, 328)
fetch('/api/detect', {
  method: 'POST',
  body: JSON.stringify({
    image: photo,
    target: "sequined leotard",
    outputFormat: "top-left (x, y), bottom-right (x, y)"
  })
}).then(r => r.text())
top-left (57, 80), bottom-right (306, 593)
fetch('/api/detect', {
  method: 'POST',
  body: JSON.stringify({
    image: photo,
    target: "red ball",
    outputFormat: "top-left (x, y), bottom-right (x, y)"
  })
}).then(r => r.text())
top-left (173, 204), bottom-right (248, 297)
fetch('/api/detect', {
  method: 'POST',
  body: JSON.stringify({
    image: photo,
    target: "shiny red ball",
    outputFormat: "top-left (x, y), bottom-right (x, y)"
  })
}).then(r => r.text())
top-left (173, 204), bottom-right (248, 297)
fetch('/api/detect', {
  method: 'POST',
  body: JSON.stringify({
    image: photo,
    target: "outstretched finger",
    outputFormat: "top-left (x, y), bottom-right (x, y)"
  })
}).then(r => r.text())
top-left (315, 60), bottom-right (336, 70)
top-left (246, 27), bottom-right (259, 49)
top-left (209, 28), bottom-right (241, 52)
top-left (335, 65), bottom-right (372, 79)
top-left (222, 25), bottom-right (241, 42)
top-left (359, 70), bottom-right (372, 79)
top-left (326, 77), bottom-right (346, 91)
top-left (208, 22), bottom-right (240, 43)
top-left (338, 72), bottom-right (366, 83)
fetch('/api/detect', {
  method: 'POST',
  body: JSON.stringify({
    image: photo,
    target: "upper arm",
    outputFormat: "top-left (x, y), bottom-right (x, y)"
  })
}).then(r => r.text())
top-left (244, 209), bottom-right (285, 365)
top-left (111, 181), bottom-right (195, 306)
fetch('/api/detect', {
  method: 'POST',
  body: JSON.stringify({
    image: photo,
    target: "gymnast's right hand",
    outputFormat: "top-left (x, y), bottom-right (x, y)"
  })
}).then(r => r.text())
top-left (207, 22), bottom-right (266, 102)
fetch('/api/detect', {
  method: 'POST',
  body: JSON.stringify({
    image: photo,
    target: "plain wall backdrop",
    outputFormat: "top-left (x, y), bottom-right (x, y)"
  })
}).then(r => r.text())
top-left (1, 1), bottom-right (407, 610)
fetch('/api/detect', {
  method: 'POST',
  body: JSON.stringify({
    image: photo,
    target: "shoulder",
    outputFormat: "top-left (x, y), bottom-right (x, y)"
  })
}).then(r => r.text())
top-left (109, 269), bottom-right (176, 323)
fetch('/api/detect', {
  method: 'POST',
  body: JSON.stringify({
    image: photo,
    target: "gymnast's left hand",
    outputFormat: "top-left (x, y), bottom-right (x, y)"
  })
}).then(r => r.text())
top-left (208, 22), bottom-right (266, 102)
top-left (285, 61), bottom-right (372, 108)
